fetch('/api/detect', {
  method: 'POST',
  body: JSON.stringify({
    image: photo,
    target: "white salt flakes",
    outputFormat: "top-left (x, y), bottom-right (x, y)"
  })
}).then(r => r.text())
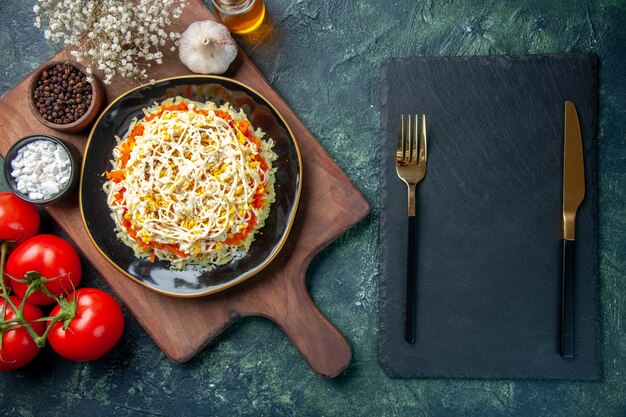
top-left (10, 140), bottom-right (72, 201)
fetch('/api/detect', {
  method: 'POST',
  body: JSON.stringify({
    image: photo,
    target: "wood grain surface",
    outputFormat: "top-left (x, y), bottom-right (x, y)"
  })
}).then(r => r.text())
top-left (0, 1), bottom-right (369, 377)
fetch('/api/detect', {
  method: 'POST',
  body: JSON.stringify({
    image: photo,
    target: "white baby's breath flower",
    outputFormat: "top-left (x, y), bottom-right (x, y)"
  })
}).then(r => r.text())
top-left (34, 0), bottom-right (188, 84)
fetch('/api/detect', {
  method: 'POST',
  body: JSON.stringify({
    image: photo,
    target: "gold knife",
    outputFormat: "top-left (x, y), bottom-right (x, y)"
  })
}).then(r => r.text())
top-left (561, 100), bottom-right (585, 358)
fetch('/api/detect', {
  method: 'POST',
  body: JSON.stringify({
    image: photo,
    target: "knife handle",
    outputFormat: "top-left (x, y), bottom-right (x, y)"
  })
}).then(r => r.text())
top-left (405, 216), bottom-right (416, 344)
top-left (561, 239), bottom-right (575, 358)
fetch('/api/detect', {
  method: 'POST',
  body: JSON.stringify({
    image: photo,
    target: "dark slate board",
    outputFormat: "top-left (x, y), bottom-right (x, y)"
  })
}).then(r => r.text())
top-left (378, 54), bottom-right (600, 380)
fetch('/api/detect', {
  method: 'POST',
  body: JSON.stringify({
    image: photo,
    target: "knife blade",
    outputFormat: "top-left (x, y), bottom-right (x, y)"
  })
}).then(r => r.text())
top-left (561, 100), bottom-right (585, 358)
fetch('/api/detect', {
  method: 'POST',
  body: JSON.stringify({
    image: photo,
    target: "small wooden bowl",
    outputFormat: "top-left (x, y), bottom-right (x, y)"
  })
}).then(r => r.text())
top-left (28, 60), bottom-right (104, 134)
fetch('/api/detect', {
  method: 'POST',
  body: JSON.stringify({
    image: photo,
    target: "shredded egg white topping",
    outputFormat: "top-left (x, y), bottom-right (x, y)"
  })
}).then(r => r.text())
top-left (103, 97), bottom-right (277, 269)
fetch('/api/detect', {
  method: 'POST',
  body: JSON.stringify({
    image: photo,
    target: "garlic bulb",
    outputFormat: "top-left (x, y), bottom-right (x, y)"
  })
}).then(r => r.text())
top-left (179, 20), bottom-right (238, 74)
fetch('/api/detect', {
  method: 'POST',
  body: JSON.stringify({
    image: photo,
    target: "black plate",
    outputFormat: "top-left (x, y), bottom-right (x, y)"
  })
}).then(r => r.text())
top-left (80, 76), bottom-right (302, 297)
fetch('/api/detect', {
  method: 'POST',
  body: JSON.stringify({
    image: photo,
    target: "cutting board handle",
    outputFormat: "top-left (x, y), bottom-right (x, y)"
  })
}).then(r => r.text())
top-left (260, 276), bottom-right (352, 378)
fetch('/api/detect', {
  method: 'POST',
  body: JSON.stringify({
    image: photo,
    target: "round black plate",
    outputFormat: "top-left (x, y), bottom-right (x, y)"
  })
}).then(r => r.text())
top-left (80, 76), bottom-right (302, 297)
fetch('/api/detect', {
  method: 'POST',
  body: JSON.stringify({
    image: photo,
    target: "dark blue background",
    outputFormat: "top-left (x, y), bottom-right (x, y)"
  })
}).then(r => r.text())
top-left (1, 1), bottom-right (625, 415)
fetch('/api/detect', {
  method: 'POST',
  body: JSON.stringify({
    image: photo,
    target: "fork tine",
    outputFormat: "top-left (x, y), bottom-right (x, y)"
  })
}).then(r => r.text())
top-left (419, 114), bottom-right (427, 166)
top-left (412, 114), bottom-right (419, 164)
top-left (397, 114), bottom-right (405, 162)
top-left (406, 114), bottom-right (412, 163)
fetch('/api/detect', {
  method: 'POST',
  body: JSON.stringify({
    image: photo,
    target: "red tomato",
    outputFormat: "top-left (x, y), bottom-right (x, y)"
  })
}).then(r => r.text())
top-left (48, 288), bottom-right (124, 361)
top-left (6, 234), bottom-right (82, 305)
top-left (0, 296), bottom-right (44, 372)
top-left (0, 192), bottom-right (39, 245)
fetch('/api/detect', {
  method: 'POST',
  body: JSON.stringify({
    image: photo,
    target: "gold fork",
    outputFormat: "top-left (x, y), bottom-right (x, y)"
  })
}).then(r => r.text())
top-left (395, 114), bottom-right (427, 344)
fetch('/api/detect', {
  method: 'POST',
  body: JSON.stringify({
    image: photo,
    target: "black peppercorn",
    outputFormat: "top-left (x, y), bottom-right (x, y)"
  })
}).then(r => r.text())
top-left (32, 63), bottom-right (93, 125)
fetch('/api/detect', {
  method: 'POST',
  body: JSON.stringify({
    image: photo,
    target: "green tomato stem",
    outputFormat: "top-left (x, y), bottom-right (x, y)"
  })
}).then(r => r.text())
top-left (20, 281), bottom-right (37, 304)
top-left (0, 243), bottom-right (20, 314)
top-left (37, 279), bottom-right (61, 301)
top-left (0, 241), bottom-right (46, 348)
top-left (0, 242), bottom-right (18, 314)
top-left (18, 270), bottom-right (63, 303)
top-left (36, 314), bottom-right (64, 346)
top-left (0, 242), bottom-right (7, 295)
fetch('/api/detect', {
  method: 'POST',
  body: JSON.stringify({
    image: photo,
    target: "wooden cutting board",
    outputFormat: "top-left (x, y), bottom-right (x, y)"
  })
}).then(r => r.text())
top-left (0, 1), bottom-right (369, 377)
